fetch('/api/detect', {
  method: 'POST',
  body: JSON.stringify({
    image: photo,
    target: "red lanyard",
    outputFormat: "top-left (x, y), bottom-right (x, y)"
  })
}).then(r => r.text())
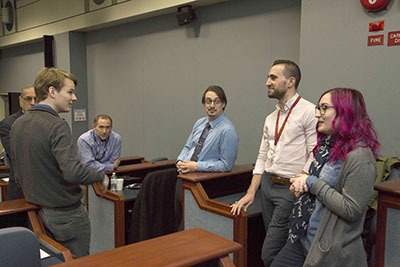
top-left (274, 95), bottom-right (301, 146)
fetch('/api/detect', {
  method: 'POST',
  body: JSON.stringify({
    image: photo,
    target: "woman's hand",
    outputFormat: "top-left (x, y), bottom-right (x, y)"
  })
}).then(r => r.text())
top-left (290, 173), bottom-right (309, 197)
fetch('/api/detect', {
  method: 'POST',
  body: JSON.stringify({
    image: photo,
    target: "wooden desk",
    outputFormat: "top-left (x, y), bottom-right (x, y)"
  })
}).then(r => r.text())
top-left (0, 165), bottom-right (10, 201)
top-left (0, 198), bottom-right (45, 236)
top-left (0, 198), bottom-right (73, 262)
top-left (0, 164), bottom-right (10, 172)
top-left (54, 228), bottom-right (241, 267)
top-left (105, 159), bottom-right (176, 177)
top-left (178, 164), bottom-right (264, 267)
top-left (0, 198), bottom-right (38, 215)
top-left (118, 155), bottom-right (145, 166)
top-left (0, 178), bottom-right (8, 202)
top-left (88, 159), bottom-right (177, 254)
top-left (374, 179), bottom-right (400, 267)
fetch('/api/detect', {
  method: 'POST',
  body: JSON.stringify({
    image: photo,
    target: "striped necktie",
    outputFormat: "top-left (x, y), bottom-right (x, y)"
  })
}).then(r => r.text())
top-left (190, 122), bottom-right (211, 162)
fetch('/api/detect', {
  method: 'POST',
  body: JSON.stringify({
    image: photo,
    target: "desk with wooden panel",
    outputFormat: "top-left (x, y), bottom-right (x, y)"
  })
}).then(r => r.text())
top-left (0, 156), bottom-right (145, 202)
top-left (374, 179), bottom-right (400, 267)
top-left (118, 155), bottom-right (145, 166)
top-left (0, 164), bottom-right (10, 173)
top-left (88, 159), bottom-right (177, 254)
top-left (178, 164), bottom-right (264, 267)
top-left (0, 164), bottom-right (10, 201)
top-left (0, 178), bottom-right (8, 202)
top-left (105, 158), bottom-right (176, 177)
top-left (54, 228), bottom-right (241, 267)
top-left (0, 198), bottom-right (73, 262)
top-left (0, 198), bottom-right (38, 216)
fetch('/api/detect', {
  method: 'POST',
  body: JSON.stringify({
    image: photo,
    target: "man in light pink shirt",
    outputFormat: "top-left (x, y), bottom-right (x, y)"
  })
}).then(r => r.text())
top-left (231, 59), bottom-right (317, 266)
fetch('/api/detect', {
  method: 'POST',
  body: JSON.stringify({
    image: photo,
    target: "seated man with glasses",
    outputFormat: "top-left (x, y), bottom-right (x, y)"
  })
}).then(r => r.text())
top-left (0, 85), bottom-right (36, 201)
top-left (175, 85), bottom-right (239, 229)
top-left (77, 114), bottom-right (121, 172)
top-left (176, 85), bottom-right (239, 174)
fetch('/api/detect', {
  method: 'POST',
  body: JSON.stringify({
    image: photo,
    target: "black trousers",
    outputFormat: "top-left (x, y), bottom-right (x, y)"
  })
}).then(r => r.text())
top-left (270, 239), bottom-right (307, 267)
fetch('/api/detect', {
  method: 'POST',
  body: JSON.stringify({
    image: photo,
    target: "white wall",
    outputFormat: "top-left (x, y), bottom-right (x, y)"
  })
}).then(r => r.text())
top-left (300, 0), bottom-right (400, 156)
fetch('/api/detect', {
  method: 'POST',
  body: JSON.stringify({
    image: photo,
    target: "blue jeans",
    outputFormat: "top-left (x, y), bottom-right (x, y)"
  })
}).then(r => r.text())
top-left (39, 204), bottom-right (91, 258)
top-left (261, 172), bottom-right (296, 266)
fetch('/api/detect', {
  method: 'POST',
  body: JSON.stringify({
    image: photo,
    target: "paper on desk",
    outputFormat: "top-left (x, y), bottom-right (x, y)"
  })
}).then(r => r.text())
top-left (40, 249), bottom-right (50, 259)
top-left (1, 178), bottom-right (9, 182)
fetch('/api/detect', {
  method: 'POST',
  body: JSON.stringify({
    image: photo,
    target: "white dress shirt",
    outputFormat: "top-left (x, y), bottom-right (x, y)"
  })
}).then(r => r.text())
top-left (253, 93), bottom-right (317, 178)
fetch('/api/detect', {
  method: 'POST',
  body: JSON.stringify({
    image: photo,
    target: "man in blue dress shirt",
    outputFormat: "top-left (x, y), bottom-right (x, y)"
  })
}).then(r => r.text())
top-left (77, 114), bottom-right (122, 172)
top-left (176, 85), bottom-right (239, 173)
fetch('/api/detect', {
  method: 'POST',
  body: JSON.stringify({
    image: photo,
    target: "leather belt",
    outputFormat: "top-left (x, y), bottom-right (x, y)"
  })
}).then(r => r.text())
top-left (270, 174), bottom-right (291, 185)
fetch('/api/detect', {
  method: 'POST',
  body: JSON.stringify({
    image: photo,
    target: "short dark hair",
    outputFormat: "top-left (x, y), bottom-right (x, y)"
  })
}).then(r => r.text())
top-left (272, 59), bottom-right (301, 89)
top-left (201, 85), bottom-right (227, 110)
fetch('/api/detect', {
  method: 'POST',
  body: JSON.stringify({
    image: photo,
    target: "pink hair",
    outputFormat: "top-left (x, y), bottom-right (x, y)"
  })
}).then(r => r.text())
top-left (314, 88), bottom-right (380, 162)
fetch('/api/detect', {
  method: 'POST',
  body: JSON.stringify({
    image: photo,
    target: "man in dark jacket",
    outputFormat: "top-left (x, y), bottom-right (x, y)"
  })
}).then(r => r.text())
top-left (0, 85), bottom-right (35, 200)
top-left (10, 67), bottom-right (109, 257)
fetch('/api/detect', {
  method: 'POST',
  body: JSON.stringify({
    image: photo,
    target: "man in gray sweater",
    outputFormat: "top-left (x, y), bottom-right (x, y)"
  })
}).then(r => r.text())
top-left (10, 67), bottom-right (109, 257)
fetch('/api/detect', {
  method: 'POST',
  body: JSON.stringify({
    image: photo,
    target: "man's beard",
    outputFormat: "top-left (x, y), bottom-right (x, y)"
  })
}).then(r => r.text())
top-left (268, 88), bottom-right (286, 100)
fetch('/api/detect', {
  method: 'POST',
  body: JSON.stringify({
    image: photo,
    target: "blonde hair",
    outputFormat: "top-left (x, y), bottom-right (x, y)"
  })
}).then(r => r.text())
top-left (34, 67), bottom-right (77, 102)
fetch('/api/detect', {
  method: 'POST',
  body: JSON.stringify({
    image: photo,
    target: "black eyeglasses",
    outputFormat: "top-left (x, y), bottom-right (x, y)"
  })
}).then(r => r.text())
top-left (315, 104), bottom-right (335, 115)
top-left (21, 96), bottom-right (36, 102)
top-left (205, 98), bottom-right (221, 105)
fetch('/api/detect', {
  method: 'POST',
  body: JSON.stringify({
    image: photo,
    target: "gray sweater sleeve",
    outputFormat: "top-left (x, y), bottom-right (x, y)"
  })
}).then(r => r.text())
top-left (310, 147), bottom-right (376, 223)
top-left (51, 120), bottom-right (104, 185)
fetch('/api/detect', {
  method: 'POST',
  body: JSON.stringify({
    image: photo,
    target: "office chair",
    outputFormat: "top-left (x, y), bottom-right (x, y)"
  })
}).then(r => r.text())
top-left (0, 226), bottom-right (69, 267)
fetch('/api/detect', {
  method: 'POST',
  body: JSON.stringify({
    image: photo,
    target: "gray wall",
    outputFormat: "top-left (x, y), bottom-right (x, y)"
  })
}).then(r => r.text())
top-left (299, 0), bottom-right (400, 156)
top-left (0, 41), bottom-right (42, 91)
top-left (1, 0), bottom-right (398, 163)
top-left (85, 0), bottom-right (301, 163)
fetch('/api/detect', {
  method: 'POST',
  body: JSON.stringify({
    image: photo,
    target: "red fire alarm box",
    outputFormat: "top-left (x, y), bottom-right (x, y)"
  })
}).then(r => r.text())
top-left (360, 0), bottom-right (391, 12)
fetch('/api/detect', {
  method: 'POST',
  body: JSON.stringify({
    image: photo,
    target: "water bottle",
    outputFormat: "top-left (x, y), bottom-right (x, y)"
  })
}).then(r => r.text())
top-left (110, 172), bottom-right (117, 192)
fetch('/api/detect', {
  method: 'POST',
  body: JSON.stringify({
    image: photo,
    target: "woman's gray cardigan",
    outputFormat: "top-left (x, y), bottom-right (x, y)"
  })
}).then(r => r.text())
top-left (304, 146), bottom-right (376, 267)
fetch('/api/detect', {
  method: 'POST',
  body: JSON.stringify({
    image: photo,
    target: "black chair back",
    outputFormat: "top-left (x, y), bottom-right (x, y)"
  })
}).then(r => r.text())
top-left (128, 168), bottom-right (179, 244)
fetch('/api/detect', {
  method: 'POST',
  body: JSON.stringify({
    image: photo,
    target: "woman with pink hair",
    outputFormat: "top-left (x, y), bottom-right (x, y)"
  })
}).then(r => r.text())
top-left (271, 88), bottom-right (380, 267)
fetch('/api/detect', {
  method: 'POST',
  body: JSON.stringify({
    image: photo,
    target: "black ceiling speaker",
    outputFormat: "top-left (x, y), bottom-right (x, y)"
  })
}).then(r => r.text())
top-left (176, 5), bottom-right (197, 26)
